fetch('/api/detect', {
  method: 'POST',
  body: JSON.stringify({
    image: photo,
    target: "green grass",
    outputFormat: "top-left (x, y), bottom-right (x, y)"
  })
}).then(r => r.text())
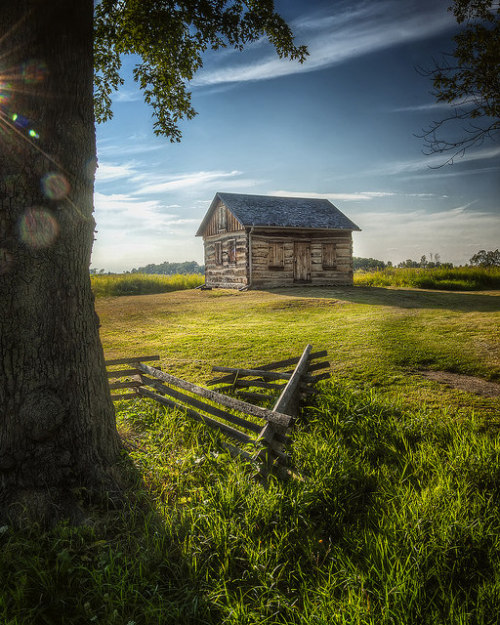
top-left (354, 266), bottom-right (500, 291)
top-left (2, 287), bottom-right (500, 624)
top-left (91, 272), bottom-right (204, 297)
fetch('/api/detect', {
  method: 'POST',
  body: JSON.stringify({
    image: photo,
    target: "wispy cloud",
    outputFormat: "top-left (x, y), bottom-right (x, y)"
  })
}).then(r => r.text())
top-left (391, 98), bottom-right (471, 113)
top-left (114, 89), bottom-right (143, 103)
top-left (94, 191), bottom-right (198, 236)
top-left (369, 146), bottom-right (500, 177)
top-left (96, 162), bottom-right (138, 182)
top-left (269, 190), bottom-right (396, 202)
top-left (132, 169), bottom-right (245, 195)
top-left (193, 0), bottom-right (453, 86)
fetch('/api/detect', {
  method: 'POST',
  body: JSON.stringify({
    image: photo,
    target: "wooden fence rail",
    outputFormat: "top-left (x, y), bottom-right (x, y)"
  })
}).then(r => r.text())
top-left (105, 345), bottom-right (330, 479)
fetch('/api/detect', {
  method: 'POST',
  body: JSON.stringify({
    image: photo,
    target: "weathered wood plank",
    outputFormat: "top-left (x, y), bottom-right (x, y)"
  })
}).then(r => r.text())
top-left (105, 355), bottom-right (160, 366)
top-left (273, 344), bottom-right (313, 417)
top-left (206, 350), bottom-right (327, 386)
top-left (211, 366), bottom-right (292, 381)
top-left (137, 364), bottom-right (292, 429)
top-left (138, 375), bottom-right (262, 434)
top-left (137, 387), bottom-right (256, 445)
top-left (206, 373), bottom-right (237, 386)
top-left (109, 380), bottom-right (143, 390)
top-left (107, 368), bottom-right (142, 379)
top-left (111, 392), bottom-right (139, 402)
top-left (233, 380), bottom-right (286, 390)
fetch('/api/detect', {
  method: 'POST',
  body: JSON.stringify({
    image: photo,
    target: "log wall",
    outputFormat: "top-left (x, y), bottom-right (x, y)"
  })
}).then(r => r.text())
top-left (250, 230), bottom-right (354, 288)
top-left (204, 231), bottom-right (248, 288)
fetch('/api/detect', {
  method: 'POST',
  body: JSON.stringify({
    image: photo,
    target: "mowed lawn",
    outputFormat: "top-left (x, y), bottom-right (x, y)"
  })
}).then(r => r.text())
top-left (97, 286), bottom-right (500, 421)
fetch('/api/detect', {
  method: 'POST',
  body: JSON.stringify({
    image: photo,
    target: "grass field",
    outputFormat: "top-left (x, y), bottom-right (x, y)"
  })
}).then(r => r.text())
top-left (354, 266), bottom-right (500, 291)
top-left (2, 287), bottom-right (500, 624)
top-left (91, 272), bottom-right (203, 297)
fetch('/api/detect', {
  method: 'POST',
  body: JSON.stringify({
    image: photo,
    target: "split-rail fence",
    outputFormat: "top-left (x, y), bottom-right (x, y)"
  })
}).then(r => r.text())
top-left (106, 345), bottom-right (330, 478)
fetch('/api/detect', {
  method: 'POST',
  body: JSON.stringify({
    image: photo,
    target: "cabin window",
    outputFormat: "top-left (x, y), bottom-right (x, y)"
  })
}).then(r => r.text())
top-left (227, 239), bottom-right (237, 264)
top-left (218, 205), bottom-right (226, 231)
top-left (268, 242), bottom-right (284, 269)
top-left (322, 242), bottom-right (336, 269)
top-left (215, 241), bottom-right (223, 265)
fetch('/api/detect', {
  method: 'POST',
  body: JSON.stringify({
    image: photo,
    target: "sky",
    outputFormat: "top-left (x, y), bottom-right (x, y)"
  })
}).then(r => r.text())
top-left (92, 0), bottom-right (500, 272)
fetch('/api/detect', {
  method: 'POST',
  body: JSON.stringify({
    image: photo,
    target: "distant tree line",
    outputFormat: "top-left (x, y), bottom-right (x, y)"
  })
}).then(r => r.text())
top-left (469, 249), bottom-right (500, 267)
top-left (353, 257), bottom-right (390, 271)
top-left (90, 261), bottom-right (205, 275)
top-left (129, 260), bottom-right (204, 275)
top-left (355, 249), bottom-right (500, 271)
top-left (397, 253), bottom-right (451, 269)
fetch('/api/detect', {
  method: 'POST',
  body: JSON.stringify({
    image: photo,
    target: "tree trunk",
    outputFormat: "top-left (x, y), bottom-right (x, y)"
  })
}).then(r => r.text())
top-left (0, 0), bottom-right (122, 525)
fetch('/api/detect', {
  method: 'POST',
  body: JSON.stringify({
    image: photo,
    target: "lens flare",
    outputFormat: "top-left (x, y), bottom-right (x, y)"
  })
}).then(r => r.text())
top-left (19, 207), bottom-right (59, 248)
top-left (41, 172), bottom-right (70, 200)
top-left (0, 81), bottom-right (12, 106)
top-left (21, 60), bottom-right (48, 84)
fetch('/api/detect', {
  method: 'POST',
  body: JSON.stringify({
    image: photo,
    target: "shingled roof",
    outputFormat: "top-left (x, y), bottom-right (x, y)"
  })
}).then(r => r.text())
top-left (196, 192), bottom-right (361, 236)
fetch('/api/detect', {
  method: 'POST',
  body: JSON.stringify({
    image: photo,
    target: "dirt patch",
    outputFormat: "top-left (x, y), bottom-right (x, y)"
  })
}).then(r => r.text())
top-left (419, 370), bottom-right (500, 397)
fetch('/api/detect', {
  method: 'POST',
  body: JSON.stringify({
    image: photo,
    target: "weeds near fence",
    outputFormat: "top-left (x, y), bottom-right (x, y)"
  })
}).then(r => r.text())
top-left (91, 272), bottom-right (204, 297)
top-left (354, 266), bottom-right (500, 290)
top-left (2, 382), bottom-right (500, 624)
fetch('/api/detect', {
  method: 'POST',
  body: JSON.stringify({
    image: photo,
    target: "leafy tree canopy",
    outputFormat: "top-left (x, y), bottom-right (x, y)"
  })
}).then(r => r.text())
top-left (94, 0), bottom-right (308, 142)
top-left (421, 0), bottom-right (499, 159)
top-left (469, 248), bottom-right (500, 266)
top-left (353, 257), bottom-right (387, 271)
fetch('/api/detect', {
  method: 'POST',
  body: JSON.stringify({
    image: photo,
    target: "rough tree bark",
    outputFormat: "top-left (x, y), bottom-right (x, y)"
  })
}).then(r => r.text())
top-left (0, 0), bottom-right (122, 524)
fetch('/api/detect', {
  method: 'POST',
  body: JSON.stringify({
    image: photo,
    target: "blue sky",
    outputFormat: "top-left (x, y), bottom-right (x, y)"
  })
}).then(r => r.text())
top-left (93, 0), bottom-right (500, 271)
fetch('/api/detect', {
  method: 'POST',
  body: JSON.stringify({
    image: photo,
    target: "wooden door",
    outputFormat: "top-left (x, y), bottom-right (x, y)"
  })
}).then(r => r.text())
top-left (294, 241), bottom-right (311, 282)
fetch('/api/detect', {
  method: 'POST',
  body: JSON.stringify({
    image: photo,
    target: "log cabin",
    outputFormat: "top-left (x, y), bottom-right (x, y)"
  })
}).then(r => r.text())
top-left (196, 192), bottom-right (361, 289)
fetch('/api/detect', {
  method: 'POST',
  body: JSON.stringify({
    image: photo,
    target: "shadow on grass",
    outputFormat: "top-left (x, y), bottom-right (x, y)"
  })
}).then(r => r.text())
top-left (0, 446), bottom-right (224, 625)
top-left (267, 286), bottom-right (500, 313)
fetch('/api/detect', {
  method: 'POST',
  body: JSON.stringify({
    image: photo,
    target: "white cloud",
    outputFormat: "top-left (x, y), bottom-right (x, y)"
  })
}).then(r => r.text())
top-left (97, 142), bottom-right (163, 157)
top-left (96, 162), bottom-right (138, 182)
top-left (391, 98), bottom-right (471, 113)
top-left (132, 169), bottom-right (244, 195)
top-left (269, 190), bottom-right (396, 202)
top-left (114, 89), bottom-right (142, 103)
top-left (192, 1), bottom-right (453, 86)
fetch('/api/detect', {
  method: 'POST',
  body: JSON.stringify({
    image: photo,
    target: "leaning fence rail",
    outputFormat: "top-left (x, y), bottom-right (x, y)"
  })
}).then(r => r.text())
top-left (105, 345), bottom-right (330, 479)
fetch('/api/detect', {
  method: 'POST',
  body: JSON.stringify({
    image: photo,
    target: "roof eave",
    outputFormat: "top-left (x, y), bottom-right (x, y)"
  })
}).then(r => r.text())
top-left (247, 224), bottom-right (361, 232)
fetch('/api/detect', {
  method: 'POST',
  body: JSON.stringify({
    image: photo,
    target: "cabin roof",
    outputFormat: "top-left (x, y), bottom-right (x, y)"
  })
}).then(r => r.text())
top-left (196, 192), bottom-right (361, 236)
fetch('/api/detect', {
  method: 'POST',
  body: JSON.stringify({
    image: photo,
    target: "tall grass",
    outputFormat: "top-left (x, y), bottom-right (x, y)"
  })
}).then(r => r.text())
top-left (91, 272), bottom-right (204, 297)
top-left (2, 383), bottom-right (499, 624)
top-left (354, 266), bottom-right (500, 290)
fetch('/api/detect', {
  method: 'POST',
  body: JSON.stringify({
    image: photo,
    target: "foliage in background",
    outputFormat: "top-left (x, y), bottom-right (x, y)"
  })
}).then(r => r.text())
top-left (470, 249), bottom-right (500, 267)
top-left (420, 0), bottom-right (500, 159)
top-left (91, 272), bottom-right (203, 297)
top-left (353, 256), bottom-right (388, 271)
top-left (129, 260), bottom-right (204, 275)
top-left (354, 265), bottom-right (500, 290)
